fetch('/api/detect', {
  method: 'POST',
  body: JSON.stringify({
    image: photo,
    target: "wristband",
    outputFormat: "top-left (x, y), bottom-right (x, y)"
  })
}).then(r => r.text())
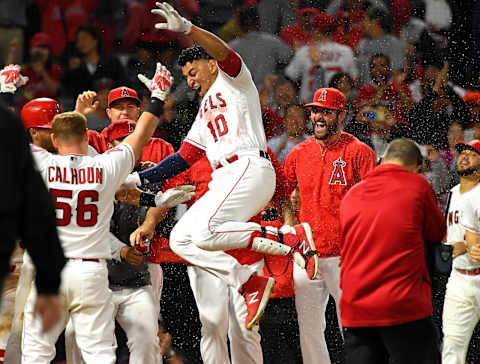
top-left (139, 192), bottom-right (156, 207)
top-left (146, 98), bottom-right (165, 117)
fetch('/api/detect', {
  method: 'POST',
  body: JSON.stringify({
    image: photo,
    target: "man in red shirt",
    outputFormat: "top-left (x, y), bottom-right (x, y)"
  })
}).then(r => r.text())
top-left (283, 87), bottom-right (376, 364)
top-left (339, 138), bottom-right (445, 364)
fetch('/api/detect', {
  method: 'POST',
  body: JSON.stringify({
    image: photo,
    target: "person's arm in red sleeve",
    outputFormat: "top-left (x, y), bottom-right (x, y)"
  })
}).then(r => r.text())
top-left (422, 182), bottom-right (447, 244)
top-left (282, 149), bottom-right (298, 225)
top-left (148, 236), bottom-right (189, 264)
top-left (355, 143), bottom-right (377, 181)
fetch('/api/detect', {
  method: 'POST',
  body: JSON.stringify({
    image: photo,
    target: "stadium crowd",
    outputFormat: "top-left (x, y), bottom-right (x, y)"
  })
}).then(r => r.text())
top-left (1, 0), bottom-right (480, 363)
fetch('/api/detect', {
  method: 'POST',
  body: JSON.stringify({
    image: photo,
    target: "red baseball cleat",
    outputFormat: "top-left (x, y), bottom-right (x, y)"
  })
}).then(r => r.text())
top-left (239, 274), bottom-right (275, 330)
top-left (292, 222), bottom-right (319, 280)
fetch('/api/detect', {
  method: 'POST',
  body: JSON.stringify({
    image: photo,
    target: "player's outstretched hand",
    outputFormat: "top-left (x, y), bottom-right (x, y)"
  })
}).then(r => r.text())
top-left (138, 62), bottom-right (174, 101)
top-left (34, 294), bottom-right (62, 332)
top-left (0, 64), bottom-right (29, 93)
top-left (155, 185), bottom-right (196, 208)
top-left (75, 90), bottom-right (99, 116)
top-left (121, 246), bottom-right (145, 266)
top-left (151, 2), bottom-right (192, 34)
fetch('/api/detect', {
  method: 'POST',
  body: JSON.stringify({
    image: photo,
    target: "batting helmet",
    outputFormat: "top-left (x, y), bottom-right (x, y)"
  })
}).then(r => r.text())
top-left (20, 98), bottom-right (62, 130)
top-left (101, 119), bottom-right (137, 144)
top-left (305, 88), bottom-right (346, 111)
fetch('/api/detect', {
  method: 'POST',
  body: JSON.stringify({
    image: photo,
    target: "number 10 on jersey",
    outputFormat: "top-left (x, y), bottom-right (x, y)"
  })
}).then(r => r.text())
top-left (207, 114), bottom-right (228, 142)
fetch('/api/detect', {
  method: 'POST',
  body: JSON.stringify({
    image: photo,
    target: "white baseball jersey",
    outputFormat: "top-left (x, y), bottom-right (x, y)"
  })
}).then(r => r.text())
top-left (31, 143), bottom-right (135, 259)
top-left (285, 41), bottom-right (358, 103)
top-left (450, 183), bottom-right (480, 269)
top-left (184, 57), bottom-right (268, 168)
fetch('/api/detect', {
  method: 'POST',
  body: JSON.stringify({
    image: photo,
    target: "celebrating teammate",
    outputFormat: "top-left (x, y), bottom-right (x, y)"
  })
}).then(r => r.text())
top-left (283, 87), bottom-right (376, 364)
top-left (444, 140), bottom-right (480, 363)
top-left (13, 63), bottom-right (173, 363)
top-left (128, 2), bottom-right (319, 330)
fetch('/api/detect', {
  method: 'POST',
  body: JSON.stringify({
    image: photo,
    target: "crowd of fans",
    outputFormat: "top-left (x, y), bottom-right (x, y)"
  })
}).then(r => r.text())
top-left (2, 0), bottom-right (480, 362)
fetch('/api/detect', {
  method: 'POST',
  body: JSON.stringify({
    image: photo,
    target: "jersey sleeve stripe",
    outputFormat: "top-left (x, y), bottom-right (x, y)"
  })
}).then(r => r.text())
top-left (184, 138), bottom-right (206, 150)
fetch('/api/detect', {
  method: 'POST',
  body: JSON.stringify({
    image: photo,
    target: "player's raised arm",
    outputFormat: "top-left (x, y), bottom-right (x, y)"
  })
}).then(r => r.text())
top-left (122, 62), bottom-right (173, 161)
top-left (152, 2), bottom-right (230, 62)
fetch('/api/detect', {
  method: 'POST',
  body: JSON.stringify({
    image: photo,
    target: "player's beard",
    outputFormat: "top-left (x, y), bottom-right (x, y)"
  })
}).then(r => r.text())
top-left (457, 167), bottom-right (477, 177)
top-left (313, 119), bottom-right (339, 141)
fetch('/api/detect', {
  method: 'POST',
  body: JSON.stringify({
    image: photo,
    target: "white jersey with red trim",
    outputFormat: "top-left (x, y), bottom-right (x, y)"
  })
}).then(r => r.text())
top-left (30, 143), bottom-right (135, 259)
top-left (454, 183), bottom-right (480, 269)
top-left (184, 57), bottom-right (268, 168)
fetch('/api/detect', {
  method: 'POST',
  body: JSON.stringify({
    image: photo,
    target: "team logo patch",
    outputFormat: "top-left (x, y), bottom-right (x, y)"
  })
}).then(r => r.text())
top-left (318, 89), bottom-right (328, 102)
top-left (329, 157), bottom-right (347, 185)
top-left (128, 121), bottom-right (135, 133)
top-left (55, 103), bottom-right (61, 114)
top-left (121, 87), bottom-right (129, 97)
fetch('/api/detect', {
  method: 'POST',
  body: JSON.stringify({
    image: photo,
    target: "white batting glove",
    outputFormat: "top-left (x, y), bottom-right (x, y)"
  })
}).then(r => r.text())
top-left (138, 62), bottom-right (174, 101)
top-left (151, 2), bottom-right (192, 35)
top-left (0, 64), bottom-right (29, 93)
top-left (120, 172), bottom-right (142, 190)
top-left (155, 185), bottom-right (196, 208)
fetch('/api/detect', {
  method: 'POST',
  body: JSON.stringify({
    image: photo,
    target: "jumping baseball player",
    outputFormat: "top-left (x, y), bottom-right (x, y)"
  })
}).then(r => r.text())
top-left (443, 140), bottom-right (480, 363)
top-left (127, 2), bottom-right (319, 330)
top-left (283, 87), bottom-right (376, 364)
top-left (14, 62), bottom-right (173, 364)
top-left (153, 146), bottom-right (289, 364)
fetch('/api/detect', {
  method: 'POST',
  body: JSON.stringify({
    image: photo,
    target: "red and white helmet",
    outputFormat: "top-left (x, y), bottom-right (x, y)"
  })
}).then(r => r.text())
top-left (20, 98), bottom-right (62, 130)
top-left (305, 88), bottom-right (346, 111)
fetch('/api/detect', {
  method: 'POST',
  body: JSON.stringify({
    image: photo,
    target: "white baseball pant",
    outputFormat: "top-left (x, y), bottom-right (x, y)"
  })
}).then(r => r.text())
top-left (21, 259), bottom-right (116, 364)
top-left (65, 285), bottom-right (161, 364)
top-left (170, 156), bottom-right (275, 289)
top-left (148, 262), bottom-right (163, 317)
top-left (4, 251), bottom-right (34, 364)
top-left (294, 256), bottom-right (342, 364)
top-left (442, 268), bottom-right (480, 364)
top-left (187, 260), bottom-right (264, 364)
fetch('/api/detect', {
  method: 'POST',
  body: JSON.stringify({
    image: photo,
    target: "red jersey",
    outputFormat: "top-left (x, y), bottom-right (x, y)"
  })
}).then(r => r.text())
top-left (141, 137), bottom-right (174, 165)
top-left (339, 164), bottom-right (446, 327)
top-left (283, 133), bottom-right (376, 257)
top-left (87, 130), bottom-right (108, 154)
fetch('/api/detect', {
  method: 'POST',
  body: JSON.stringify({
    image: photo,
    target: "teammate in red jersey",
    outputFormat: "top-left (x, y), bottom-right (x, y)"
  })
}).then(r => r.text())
top-left (283, 87), bottom-right (376, 364)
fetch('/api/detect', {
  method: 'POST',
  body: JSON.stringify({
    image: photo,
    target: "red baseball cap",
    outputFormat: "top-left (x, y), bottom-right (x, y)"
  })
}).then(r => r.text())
top-left (305, 88), bottom-right (346, 111)
top-left (30, 32), bottom-right (52, 49)
top-left (107, 87), bottom-right (141, 108)
top-left (101, 119), bottom-right (137, 144)
top-left (456, 140), bottom-right (480, 155)
top-left (298, 7), bottom-right (321, 16)
top-left (313, 13), bottom-right (337, 32)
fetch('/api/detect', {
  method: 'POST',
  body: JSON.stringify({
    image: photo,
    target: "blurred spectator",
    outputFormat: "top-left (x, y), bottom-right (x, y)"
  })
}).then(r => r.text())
top-left (285, 13), bottom-right (358, 103)
top-left (62, 25), bottom-right (127, 107)
top-left (391, 0), bottom-right (437, 66)
top-left (229, 6), bottom-right (293, 88)
top-left (326, 0), bottom-right (388, 15)
top-left (408, 61), bottom-right (470, 149)
top-left (423, 0), bottom-right (452, 32)
top-left (355, 6), bottom-right (406, 86)
top-left (268, 104), bottom-right (310, 163)
top-left (422, 144), bottom-right (450, 206)
top-left (356, 53), bottom-right (413, 124)
top-left (328, 0), bottom-right (369, 49)
top-left (19, 33), bottom-right (62, 108)
top-left (279, 7), bottom-right (320, 50)
top-left (462, 92), bottom-right (480, 142)
top-left (260, 76), bottom-right (300, 139)
top-left (443, 121), bottom-right (463, 189)
top-left (258, 0), bottom-right (296, 35)
top-left (0, 0), bottom-right (28, 65)
top-left (193, 0), bottom-right (239, 33)
top-left (35, 0), bottom-right (98, 58)
top-left (121, 0), bottom-right (194, 51)
top-left (329, 72), bottom-right (357, 126)
top-left (85, 78), bottom-right (113, 132)
top-left (356, 102), bottom-right (410, 158)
